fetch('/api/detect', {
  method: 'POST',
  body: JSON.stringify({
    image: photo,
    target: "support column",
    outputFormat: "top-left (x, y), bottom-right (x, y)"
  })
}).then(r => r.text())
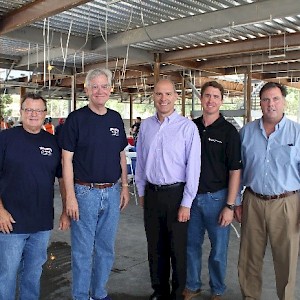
top-left (154, 53), bottom-right (160, 85)
top-left (70, 74), bottom-right (76, 112)
top-left (129, 93), bottom-right (133, 126)
top-left (20, 86), bottom-right (26, 103)
top-left (245, 68), bottom-right (252, 124)
top-left (181, 76), bottom-right (186, 117)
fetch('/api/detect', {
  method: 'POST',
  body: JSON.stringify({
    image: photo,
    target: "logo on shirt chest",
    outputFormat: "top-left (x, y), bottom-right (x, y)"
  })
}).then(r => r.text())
top-left (110, 128), bottom-right (120, 136)
top-left (208, 137), bottom-right (222, 144)
top-left (39, 146), bottom-right (53, 156)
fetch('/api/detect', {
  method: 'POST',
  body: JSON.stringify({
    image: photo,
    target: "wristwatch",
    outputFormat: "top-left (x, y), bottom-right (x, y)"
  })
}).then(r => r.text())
top-left (225, 203), bottom-right (235, 210)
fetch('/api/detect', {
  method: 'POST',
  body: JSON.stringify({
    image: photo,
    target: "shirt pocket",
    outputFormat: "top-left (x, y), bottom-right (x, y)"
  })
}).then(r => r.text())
top-left (270, 144), bottom-right (296, 166)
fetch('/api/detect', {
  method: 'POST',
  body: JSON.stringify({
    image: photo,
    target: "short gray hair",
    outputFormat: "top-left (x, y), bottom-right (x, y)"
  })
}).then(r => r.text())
top-left (85, 68), bottom-right (112, 87)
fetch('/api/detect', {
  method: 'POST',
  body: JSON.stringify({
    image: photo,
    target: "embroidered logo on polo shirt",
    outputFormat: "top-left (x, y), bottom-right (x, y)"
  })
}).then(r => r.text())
top-left (39, 147), bottom-right (53, 156)
top-left (110, 128), bottom-right (120, 136)
top-left (208, 137), bottom-right (222, 144)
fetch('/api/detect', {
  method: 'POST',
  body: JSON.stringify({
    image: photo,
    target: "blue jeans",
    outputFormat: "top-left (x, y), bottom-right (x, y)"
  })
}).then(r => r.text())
top-left (0, 230), bottom-right (50, 300)
top-left (186, 189), bottom-right (230, 295)
top-left (71, 183), bottom-right (121, 300)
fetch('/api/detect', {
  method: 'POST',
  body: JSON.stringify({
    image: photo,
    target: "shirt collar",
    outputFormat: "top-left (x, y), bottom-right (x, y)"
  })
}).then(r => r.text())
top-left (199, 113), bottom-right (225, 128)
top-left (155, 110), bottom-right (178, 124)
top-left (259, 114), bottom-right (286, 132)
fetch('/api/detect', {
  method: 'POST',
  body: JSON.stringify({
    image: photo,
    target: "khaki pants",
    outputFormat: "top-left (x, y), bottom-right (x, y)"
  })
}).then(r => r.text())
top-left (238, 190), bottom-right (300, 300)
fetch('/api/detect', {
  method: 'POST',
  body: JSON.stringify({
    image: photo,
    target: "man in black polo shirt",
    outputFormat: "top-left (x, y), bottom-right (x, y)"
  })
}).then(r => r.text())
top-left (183, 81), bottom-right (242, 300)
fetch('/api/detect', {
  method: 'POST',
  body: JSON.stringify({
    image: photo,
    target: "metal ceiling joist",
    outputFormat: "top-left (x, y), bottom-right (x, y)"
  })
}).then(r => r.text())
top-left (197, 51), bottom-right (300, 70)
top-left (0, 0), bottom-right (93, 35)
top-left (91, 0), bottom-right (300, 51)
top-left (161, 32), bottom-right (300, 62)
top-left (4, 27), bottom-right (91, 51)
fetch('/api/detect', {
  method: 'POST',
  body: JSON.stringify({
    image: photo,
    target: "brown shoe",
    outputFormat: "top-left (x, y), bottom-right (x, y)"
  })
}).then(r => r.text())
top-left (211, 295), bottom-right (222, 300)
top-left (182, 288), bottom-right (202, 300)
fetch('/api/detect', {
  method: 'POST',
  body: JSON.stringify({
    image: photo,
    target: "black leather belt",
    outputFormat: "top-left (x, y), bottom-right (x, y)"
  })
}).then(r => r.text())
top-left (147, 182), bottom-right (185, 192)
top-left (246, 187), bottom-right (299, 200)
top-left (75, 179), bottom-right (114, 189)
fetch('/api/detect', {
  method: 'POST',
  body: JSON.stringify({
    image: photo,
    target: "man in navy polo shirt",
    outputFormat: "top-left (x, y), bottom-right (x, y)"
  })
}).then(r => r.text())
top-left (0, 92), bottom-right (70, 300)
top-left (62, 68), bottom-right (129, 300)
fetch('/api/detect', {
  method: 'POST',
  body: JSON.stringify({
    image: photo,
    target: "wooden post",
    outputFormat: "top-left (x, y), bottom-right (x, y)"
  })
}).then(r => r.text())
top-left (154, 53), bottom-right (160, 85)
top-left (181, 76), bottom-right (186, 117)
top-left (245, 68), bottom-right (252, 123)
top-left (129, 93), bottom-right (133, 126)
top-left (71, 74), bottom-right (76, 112)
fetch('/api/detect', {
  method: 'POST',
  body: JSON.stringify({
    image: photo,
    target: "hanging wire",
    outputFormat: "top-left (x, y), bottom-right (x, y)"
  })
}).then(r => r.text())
top-left (98, 2), bottom-right (133, 86)
top-left (113, 57), bottom-right (119, 79)
top-left (125, 5), bottom-right (134, 32)
top-left (27, 42), bottom-right (31, 70)
top-left (121, 44), bottom-right (130, 82)
top-left (43, 18), bottom-right (47, 87)
top-left (96, 4), bottom-right (109, 69)
top-left (47, 18), bottom-right (51, 89)
top-left (73, 6), bottom-right (90, 73)
top-left (121, 5), bottom-right (134, 82)
top-left (139, 0), bottom-right (156, 44)
top-left (97, 14), bottom-right (107, 43)
top-left (61, 19), bottom-right (73, 75)
top-left (105, 3), bottom-right (109, 68)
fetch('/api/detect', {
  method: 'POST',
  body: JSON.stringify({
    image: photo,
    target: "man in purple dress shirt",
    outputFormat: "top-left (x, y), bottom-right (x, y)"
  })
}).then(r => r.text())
top-left (135, 79), bottom-right (201, 300)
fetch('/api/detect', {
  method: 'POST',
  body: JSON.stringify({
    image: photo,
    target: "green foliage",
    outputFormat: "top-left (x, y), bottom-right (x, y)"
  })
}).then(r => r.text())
top-left (0, 94), bottom-right (13, 117)
top-left (286, 88), bottom-right (300, 116)
top-left (46, 99), bottom-right (70, 117)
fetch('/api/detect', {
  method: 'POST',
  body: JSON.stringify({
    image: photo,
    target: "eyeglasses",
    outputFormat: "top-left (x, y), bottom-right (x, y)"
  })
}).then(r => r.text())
top-left (21, 108), bottom-right (47, 115)
top-left (90, 84), bottom-right (111, 90)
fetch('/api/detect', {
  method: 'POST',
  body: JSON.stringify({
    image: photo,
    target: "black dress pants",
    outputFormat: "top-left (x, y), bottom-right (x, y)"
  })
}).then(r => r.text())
top-left (144, 184), bottom-right (188, 300)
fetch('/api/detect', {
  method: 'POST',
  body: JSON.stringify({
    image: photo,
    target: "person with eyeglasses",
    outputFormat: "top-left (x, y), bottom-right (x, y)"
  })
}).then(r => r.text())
top-left (238, 82), bottom-right (300, 300)
top-left (0, 92), bottom-right (70, 300)
top-left (61, 68), bottom-right (129, 300)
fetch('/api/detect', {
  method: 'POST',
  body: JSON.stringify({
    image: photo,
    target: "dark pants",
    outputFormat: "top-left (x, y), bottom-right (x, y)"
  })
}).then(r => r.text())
top-left (144, 183), bottom-right (187, 300)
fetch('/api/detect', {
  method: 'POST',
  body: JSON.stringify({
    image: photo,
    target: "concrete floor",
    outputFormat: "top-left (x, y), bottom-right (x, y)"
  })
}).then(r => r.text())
top-left (40, 183), bottom-right (300, 300)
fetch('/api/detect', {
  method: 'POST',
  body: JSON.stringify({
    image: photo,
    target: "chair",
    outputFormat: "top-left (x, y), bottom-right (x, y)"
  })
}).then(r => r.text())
top-left (126, 152), bottom-right (138, 205)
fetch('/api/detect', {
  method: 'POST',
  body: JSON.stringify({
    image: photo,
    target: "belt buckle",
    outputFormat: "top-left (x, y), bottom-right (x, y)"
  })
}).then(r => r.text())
top-left (90, 182), bottom-right (103, 188)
